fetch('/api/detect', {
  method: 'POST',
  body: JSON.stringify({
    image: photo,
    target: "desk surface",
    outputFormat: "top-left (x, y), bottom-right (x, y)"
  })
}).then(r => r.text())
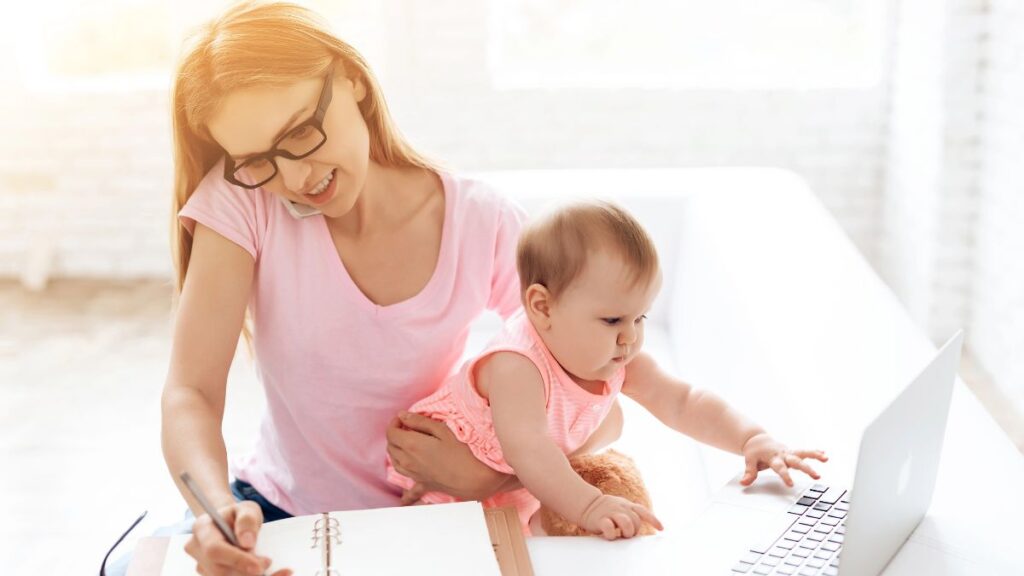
top-left (522, 181), bottom-right (1023, 575)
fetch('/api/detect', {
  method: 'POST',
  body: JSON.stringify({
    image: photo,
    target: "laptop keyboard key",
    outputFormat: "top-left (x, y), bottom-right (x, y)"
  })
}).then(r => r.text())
top-left (818, 487), bottom-right (846, 505)
top-left (797, 496), bottom-right (817, 506)
top-left (752, 564), bottom-right (773, 575)
top-left (731, 561), bottom-right (754, 573)
top-left (740, 552), bottom-right (763, 565)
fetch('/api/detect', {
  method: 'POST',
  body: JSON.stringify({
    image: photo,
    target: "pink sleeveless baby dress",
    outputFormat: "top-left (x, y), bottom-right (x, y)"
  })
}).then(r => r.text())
top-left (386, 308), bottom-right (624, 533)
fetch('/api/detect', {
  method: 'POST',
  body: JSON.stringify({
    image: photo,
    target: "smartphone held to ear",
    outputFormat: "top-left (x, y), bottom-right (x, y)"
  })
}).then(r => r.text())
top-left (281, 197), bottom-right (322, 218)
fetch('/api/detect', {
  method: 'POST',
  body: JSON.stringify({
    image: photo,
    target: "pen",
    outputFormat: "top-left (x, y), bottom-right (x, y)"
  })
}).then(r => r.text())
top-left (179, 472), bottom-right (267, 576)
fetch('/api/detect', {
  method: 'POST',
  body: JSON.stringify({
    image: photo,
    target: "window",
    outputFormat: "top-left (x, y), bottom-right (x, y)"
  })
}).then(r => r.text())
top-left (7, 0), bottom-right (383, 91)
top-left (488, 0), bottom-right (889, 90)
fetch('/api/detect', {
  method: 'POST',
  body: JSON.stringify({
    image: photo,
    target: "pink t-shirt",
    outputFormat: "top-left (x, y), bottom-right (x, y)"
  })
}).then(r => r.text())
top-left (178, 161), bottom-right (525, 516)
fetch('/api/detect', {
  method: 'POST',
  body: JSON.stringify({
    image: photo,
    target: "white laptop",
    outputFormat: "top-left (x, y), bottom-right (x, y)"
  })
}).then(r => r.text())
top-left (675, 331), bottom-right (964, 576)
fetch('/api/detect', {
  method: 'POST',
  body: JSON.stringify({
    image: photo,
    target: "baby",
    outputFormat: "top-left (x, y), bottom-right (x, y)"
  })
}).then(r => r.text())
top-left (387, 200), bottom-right (827, 538)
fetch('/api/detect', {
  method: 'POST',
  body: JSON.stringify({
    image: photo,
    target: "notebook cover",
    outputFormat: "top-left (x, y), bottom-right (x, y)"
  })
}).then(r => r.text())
top-left (127, 506), bottom-right (533, 576)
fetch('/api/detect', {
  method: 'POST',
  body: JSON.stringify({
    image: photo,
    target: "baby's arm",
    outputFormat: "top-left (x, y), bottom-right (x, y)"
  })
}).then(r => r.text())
top-left (622, 352), bottom-right (764, 453)
top-left (622, 352), bottom-right (826, 485)
top-left (480, 352), bottom-right (661, 538)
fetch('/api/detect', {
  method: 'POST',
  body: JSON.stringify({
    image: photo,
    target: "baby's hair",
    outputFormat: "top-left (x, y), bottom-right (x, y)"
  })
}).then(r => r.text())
top-left (516, 200), bottom-right (659, 301)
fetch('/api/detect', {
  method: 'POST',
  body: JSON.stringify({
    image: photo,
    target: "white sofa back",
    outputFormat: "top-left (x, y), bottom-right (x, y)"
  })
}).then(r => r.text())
top-left (475, 168), bottom-right (814, 336)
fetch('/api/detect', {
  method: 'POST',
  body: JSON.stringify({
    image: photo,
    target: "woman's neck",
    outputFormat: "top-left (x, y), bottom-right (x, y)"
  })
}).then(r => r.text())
top-left (328, 162), bottom-right (406, 239)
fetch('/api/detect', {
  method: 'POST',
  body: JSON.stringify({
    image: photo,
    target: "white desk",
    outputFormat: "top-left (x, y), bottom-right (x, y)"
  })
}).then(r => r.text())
top-left (521, 182), bottom-right (1024, 575)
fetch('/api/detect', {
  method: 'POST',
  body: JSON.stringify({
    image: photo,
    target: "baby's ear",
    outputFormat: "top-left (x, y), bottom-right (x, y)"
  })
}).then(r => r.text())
top-left (524, 283), bottom-right (552, 327)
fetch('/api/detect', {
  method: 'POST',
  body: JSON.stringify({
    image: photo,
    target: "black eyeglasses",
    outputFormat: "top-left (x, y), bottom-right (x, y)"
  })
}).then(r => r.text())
top-left (223, 65), bottom-right (335, 189)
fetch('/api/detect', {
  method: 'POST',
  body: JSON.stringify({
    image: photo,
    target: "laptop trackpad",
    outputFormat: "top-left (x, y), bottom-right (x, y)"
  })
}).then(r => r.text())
top-left (675, 501), bottom-right (798, 572)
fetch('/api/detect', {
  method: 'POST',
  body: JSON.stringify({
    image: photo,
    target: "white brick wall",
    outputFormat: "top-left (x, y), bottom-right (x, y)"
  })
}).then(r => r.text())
top-left (971, 0), bottom-right (1024, 405)
top-left (878, 0), bottom-right (987, 339)
top-left (0, 88), bottom-right (173, 279)
top-left (0, 1), bottom-right (888, 280)
top-left (880, 0), bottom-right (1021, 404)
top-left (1, 1), bottom-right (1017, 410)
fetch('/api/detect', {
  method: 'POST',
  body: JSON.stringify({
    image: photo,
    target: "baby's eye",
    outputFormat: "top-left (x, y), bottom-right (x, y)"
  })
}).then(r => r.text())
top-left (634, 314), bottom-right (648, 324)
top-left (602, 317), bottom-right (621, 326)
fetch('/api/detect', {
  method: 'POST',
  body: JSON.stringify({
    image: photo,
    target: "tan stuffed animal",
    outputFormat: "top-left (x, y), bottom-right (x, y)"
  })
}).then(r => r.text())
top-left (538, 449), bottom-right (657, 536)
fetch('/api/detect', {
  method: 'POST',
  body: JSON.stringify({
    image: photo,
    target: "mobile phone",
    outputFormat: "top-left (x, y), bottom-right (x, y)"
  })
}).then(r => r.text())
top-left (281, 197), bottom-right (322, 219)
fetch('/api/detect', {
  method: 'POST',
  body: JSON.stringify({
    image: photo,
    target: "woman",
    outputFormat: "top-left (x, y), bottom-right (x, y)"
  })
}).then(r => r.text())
top-left (104, 2), bottom-right (621, 575)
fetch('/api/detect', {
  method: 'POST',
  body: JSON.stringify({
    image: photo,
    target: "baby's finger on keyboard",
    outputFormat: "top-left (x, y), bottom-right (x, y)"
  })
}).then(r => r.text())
top-left (769, 457), bottom-right (793, 486)
top-left (793, 449), bottom-right (829, 462)
top-left (785, 453), bottom-right (821, 479)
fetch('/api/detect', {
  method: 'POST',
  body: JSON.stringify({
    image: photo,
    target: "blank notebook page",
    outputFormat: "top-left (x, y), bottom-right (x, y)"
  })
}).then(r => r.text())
top-left (161, 501), bottom-right (502, 575)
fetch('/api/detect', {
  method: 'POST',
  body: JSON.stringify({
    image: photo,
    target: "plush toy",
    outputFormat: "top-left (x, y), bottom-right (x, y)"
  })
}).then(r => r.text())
top-left (538, 449), bottom-right (658, 536)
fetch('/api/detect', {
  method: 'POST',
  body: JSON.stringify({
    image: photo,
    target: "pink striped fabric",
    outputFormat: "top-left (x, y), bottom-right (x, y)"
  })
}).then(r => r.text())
top-left (386, 308), bottom-right (625, 532)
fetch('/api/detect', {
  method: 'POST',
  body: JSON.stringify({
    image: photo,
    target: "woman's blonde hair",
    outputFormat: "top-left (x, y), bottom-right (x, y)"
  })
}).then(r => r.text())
top-left (170, 1), bottom-right (438, 345)
top-left (516, 200), bottom-right (660, 301)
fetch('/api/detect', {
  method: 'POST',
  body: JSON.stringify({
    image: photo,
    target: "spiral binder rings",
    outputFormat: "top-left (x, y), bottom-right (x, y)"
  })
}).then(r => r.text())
top-left (311, 514), bottom-right (342, 576)
top-left (129, 503), bottom-right (533, 576)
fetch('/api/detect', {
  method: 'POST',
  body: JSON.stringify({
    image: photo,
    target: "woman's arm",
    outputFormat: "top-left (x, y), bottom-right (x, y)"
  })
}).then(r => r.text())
top-left (162, 223), bottom-right (255, 514)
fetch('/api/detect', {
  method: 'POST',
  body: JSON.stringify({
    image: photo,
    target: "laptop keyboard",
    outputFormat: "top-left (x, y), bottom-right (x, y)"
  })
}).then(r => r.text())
top-left (730, 484), bottom-right (849, 576)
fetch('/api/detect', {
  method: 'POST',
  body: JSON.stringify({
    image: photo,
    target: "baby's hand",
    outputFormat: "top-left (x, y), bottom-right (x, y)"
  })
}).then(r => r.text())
top-left (578, 494), bottom-right (663, 540)
top-left (740, 432), bottom-right (828, 487)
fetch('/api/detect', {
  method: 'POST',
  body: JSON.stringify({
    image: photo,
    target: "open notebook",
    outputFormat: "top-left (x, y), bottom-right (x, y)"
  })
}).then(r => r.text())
top-left (133, 502), bottom-right (532, 576)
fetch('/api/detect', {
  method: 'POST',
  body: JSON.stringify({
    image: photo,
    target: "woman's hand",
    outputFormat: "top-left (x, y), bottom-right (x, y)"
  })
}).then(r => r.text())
top-left (386, 412), bottom-right (517, 503)
top-left (740, 432), bottom-right (828, 487)
top-left (183, 501), bottom-right (292, 576)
